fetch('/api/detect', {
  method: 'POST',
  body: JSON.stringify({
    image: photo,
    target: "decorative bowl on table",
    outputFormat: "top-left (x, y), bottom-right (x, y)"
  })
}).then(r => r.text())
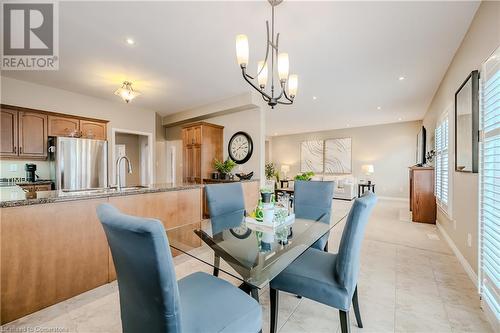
top-left (235, 172), bottom-right (253, 180)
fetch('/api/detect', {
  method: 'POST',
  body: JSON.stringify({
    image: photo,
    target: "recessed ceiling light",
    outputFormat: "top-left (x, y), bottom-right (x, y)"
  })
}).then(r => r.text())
top-left (398, 117), bottom-right (403, 121)
top-left (312, 96), bottom-right (317, 100)
top-left (398, 76), bottom-right (406, 81)
top-left (125, 38), bottom-right (135, 45)
top-left (377, 106), bottom-right (382, 110)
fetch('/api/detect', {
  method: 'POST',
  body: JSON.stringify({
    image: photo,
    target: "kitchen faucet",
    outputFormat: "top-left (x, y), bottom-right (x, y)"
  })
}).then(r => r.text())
top-left (116, 155), bottom-right (133, 191)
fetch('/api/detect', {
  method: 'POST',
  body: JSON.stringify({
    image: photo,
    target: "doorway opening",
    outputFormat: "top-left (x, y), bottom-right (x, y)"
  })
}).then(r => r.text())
top-left (111, 129), bottom-right (153, 186)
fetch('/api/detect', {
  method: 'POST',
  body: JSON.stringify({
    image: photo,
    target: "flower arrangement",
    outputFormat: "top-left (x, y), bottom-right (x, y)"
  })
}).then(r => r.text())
top-left (213, 158), bottom-right (237, 178)
top-left (425, 150), bottom-right (436, 164)
top-left (265, 162), bottom-right (277, 180)
top-left (294, 171), bottom-right (315, 181)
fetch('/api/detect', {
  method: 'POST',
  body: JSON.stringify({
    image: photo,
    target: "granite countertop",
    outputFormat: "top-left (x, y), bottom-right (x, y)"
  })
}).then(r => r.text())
top-left (0, 179), bottom-right (260, 208)
top-left (0, 183), bottom-right (201, 208)
top-left (15, 180), bottom-right (53, 186)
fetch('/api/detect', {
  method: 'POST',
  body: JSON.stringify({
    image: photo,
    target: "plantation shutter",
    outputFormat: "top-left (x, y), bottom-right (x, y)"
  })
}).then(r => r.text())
top-left (435, 115), bottom-right (449, 210)
top-left (479, 47), bottom-right (500, 322)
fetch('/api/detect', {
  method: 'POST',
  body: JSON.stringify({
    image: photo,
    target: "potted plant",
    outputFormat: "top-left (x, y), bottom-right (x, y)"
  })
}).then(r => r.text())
top-left (294, 171), bottom-right (315, 181)
top-left (265, 163), bottom-right (276, 180)
top-left (260, 187), bottom-right (274, 204)
top-left (213, 158), bottom-right (237, 180)
top-left (265, 162), bottom-right (279, 189)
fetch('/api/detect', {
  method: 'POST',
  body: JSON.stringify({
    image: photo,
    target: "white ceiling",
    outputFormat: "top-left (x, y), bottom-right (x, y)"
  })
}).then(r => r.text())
top-left (3, 1), bottom-right (479, 135)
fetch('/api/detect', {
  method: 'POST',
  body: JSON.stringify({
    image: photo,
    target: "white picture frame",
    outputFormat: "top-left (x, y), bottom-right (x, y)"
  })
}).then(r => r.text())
top-left (324, 138), bottom-right (352, 174)
top-left (300, 140), bottom-right (324, 173)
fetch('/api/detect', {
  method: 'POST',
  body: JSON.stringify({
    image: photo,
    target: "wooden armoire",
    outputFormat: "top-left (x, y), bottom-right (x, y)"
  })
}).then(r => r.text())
top-left (409, 166), bottom-right (437, 223)
top-left (182, 122), bottom-right (223, 183)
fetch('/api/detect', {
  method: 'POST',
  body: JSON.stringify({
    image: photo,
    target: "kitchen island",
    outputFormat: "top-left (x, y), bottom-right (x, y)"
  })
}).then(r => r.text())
top-left (0, 180), bottom-right (259, 324)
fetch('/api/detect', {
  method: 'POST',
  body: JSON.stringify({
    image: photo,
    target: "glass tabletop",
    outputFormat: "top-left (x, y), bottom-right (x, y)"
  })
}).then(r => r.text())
top-left (167, 210), bottom-right (348, 289)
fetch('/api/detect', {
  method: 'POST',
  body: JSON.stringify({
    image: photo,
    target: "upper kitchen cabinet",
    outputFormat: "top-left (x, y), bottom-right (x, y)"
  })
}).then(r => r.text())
top-left (0, 108), bottom-right (18, 157)
top-left (0, 107), bottom-right (48, 159)
top-left (18, 111), bottom-right (48, 159)
top-left (182, 122), bottom-right (223, 183)
top-left (80, 120), bottom-right (106, 140)
top-left (48, 115), bottom-right (80, 137)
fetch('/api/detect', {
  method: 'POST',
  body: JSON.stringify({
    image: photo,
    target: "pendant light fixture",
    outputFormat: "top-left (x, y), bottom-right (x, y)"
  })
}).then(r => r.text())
top-left (114, 81), bottom-right (141, 103)
top-left (235, 0), bottom-right (298, 109)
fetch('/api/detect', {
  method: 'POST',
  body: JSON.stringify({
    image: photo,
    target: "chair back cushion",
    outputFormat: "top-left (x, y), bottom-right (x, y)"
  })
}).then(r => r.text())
top-left (294, 180), bottom-right (334, 224)
top-left (97, 204), bottom-right (182, 333)
top-left (334, 191), bottom-right (377, 294)
top-left (205, 183), bottom-right (246, 234)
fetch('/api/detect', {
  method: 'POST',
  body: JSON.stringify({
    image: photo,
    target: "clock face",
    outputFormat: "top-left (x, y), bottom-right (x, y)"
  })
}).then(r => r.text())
top-left (229, 132), bottom-right (253, 164)
top-left (230, 225), bottom-right (252, 239)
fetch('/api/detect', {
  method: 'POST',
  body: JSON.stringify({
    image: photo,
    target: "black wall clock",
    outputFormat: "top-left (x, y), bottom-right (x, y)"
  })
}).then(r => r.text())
top-left (228, 131), bottom-right (253, 164)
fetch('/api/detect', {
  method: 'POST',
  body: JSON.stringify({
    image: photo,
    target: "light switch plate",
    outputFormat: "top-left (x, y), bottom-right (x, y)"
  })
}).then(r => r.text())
top-left (467, 233), bottom-right (472, 247)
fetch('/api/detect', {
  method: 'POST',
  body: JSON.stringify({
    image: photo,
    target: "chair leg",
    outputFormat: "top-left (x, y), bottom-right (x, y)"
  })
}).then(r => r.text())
top-left (352, 285), bottom-right (363, 328)
top-left (339, 310), bottom-right (351, 333)
top-left (213, 255), bottom-right (220, 277)
top-left (270, 288), bottom-right (279, 333)
top-left (250, 288), bottom-right (260, 303)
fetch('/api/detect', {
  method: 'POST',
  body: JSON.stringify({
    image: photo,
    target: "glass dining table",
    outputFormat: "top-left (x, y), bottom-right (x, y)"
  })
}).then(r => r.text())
top-left (167, 211), bottom-right (348, 301)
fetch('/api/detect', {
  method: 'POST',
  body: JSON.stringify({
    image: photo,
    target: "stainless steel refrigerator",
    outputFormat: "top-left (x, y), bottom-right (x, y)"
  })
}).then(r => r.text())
top-left (49, 137), bottom-right (108, 190)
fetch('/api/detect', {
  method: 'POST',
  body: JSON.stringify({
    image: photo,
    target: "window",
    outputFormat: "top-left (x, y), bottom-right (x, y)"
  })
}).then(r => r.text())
top-left (479, 47), bottom-right (499, 323)
top-left (435, 114), bottom-right (449, 212)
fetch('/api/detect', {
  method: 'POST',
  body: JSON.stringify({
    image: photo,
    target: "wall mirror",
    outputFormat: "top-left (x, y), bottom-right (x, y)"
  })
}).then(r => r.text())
top-left (455, 70), bottom-right (479, 173)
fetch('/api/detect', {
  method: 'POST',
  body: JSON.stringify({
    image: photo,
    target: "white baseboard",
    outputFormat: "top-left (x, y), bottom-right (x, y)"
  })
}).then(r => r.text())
top-left (377, 196), bottom-right (409, 202)
top-left (436, 222), bottom-right (478, 289)
top-left (481, 299), bottom-right (500, 333)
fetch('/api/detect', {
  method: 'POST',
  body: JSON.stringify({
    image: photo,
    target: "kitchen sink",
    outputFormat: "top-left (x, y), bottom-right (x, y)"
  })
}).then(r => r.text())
top-left (108, 185), bottom-right (149, 191)
top-left (60, 185), bottom-right (149, 195)
top-left (61, 188), bottom-right (110, 195)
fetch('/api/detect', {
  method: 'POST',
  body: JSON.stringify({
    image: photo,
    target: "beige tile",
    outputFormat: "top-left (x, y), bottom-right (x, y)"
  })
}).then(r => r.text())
top-left (3, 199), bottom-right (493, 333)
top-left (280, 298), bottom-right (340, 333)
top-left (444, 304), bottom-right (493, 333)
top-left (261, 290), bottom-right (302, 333)
top-left (395, 309), bottom-right (452, 333)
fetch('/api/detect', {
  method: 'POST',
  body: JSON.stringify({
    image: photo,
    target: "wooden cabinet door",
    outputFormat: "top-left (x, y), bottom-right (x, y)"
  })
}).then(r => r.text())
top-left (35, 184), bottom-right (51, 192)
top-left (18, 112), bottom-right (48, 159)
top-left (185, 146), bottom-right (194, 182)
top-left (193, 145), bottom-right (201, 183)
top-left (193, 126), bottom-right (202, 145)
top-left (0, 108), bottom-right (18, 157)
top-left (80, 120), bottom-right (106, 140)
top-left (186, 127), bottom-right (194, 145)
top-left (182, 128), bottom-right (189, 146)
top-left (48, 116), bottom-right (80, 137)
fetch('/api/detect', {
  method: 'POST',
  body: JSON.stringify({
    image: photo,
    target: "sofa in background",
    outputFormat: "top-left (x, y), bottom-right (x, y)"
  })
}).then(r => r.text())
top-left (311, 175), bottom-right (357, 200)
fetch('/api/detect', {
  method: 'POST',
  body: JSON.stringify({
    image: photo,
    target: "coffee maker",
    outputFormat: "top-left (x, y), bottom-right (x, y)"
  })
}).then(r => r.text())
top-left (25, 163), bottom-right (37, 182)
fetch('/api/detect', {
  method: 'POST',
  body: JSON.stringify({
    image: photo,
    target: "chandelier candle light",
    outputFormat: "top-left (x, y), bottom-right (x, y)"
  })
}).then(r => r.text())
top-left (235, 0), bottom-right (298, 108)
top-left (114, 81), bottom-right (141, 103)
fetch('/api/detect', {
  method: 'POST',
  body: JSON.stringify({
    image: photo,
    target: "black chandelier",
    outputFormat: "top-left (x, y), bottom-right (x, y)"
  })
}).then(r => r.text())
top-left (235, 0), bottom-right (298, 109)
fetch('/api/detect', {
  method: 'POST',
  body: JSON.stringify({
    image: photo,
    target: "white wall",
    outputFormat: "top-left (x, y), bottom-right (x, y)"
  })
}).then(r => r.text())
top-left (0, 160), bottom-right (51, 180)
top-left (208, 108), bottom-right (263, 179)
top-left (422, 1), bottom-right (500, 274)
top-left (271, 121), bottom-right (422, 198)
top-left (1, 77), bottom-right (157, 182)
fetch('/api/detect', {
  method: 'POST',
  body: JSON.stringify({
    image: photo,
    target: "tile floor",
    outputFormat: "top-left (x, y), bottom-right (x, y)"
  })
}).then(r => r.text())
top-left (2, 199), bottom-right (493, 333)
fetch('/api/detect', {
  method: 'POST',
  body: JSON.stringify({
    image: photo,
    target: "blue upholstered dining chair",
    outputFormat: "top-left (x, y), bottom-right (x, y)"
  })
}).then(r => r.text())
top-left (97, 203), bottom-right (262, 333)
top-left (293, 180), bottom-right (335, 251)
top-left (205, 183), bottom-right (246, 276)
top-left (269, 191), bottom-right (377, 333)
